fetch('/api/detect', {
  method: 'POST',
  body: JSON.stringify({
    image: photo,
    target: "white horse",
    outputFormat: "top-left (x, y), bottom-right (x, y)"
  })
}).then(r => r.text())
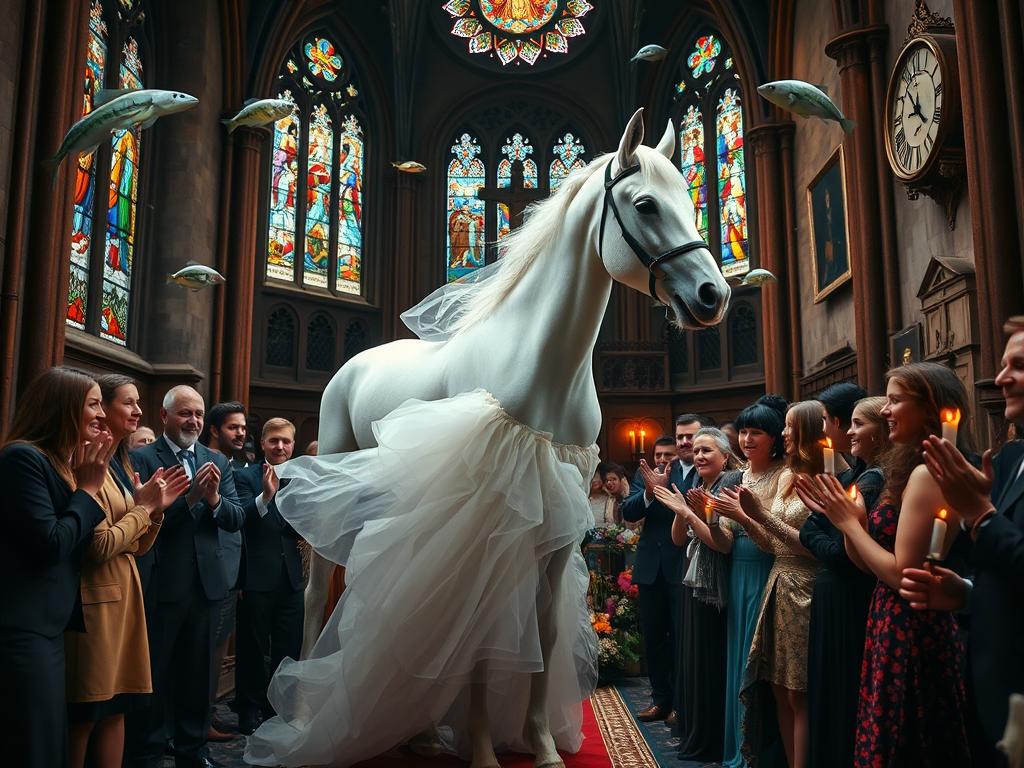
top-left (297, 108), bottom-right (729, 767)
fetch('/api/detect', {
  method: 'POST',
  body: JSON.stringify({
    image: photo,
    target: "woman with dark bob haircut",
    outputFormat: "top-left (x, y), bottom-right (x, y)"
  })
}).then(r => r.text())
top-left (0, 367), bottom-right (115, 767)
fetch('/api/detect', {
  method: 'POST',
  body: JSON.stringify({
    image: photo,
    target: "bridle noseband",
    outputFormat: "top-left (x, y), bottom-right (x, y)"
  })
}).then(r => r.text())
top-left (598, 161), bottom-right (710, 301)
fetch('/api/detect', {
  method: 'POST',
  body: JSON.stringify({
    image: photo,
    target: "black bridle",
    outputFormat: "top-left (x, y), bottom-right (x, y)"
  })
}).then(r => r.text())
top-left (598, 160), bottom-right (709, 300)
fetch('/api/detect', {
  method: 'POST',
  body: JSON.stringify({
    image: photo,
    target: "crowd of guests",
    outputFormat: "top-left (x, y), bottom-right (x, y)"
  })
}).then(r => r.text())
top-left (621, 315), bottom-right (1024, 768)
top-left (0, 373), bottom-right (314, 768)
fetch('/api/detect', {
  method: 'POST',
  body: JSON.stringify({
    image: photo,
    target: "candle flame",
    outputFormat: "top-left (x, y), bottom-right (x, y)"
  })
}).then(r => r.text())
top-left (942, 408), bottom-right (962, 426)
top-left (629, 430), bottom-right (635, 438)
top-left (936, 507), bottom-right (949, 521)
top-left (819, 437), bottom-right (833, 449)
top-left (640, 429), bottom-right (646, 438)
top-left (847, 485), bottom-right (858, 501)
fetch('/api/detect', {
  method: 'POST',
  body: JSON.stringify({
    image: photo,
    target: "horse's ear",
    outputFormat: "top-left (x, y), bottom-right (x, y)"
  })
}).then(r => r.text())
top-left (615, 107), bottom-right (645, 173)
top-left (655, 118), bottom-right (675, 160)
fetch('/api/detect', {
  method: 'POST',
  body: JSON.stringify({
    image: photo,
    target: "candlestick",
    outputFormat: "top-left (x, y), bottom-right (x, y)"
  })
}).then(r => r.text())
top-left (629, 430), bottom-right (636, 455)
top-left (822, 437), bottom-right (835, 475)
top-left (639, 429), bottom-right (646, 454)
top-left (941, 408), bottom-right (961, 445)
top-left (704, 499), bottom-right (717, 525)
top-left (928, 508), bottom-right (949, 561)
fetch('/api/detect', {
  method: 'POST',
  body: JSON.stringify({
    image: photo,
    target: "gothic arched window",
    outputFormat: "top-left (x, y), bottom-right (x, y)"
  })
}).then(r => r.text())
top-left (266, 306), bottom-right (297, 368)
top-left (343, 320), bottom-right (368, 360)
top-left (672, 31), bottom-right (750, 279)
top-left (266, 35), bottom-right (366, 296)
top-left (66, 0), bottom-right (148, 346)
top-left (730, 301), bottom-right (758, 367)
top-left (306, 312), bottom-right (336, 371)
top-left (445, 117), bottom-right (588, 283)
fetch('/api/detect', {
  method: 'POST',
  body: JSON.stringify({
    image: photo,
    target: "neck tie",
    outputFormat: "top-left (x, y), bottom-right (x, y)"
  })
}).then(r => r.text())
top-left (180, 448), bottom-right (197, 480)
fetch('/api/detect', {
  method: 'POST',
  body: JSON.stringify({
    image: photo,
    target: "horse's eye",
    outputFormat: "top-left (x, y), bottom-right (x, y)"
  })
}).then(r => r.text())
top-left (634, 197), bottom-right (657, 215)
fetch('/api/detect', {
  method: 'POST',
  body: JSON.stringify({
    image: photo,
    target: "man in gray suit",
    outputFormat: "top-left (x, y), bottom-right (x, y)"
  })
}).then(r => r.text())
top-left (127, 386), bottom-right (244, 768)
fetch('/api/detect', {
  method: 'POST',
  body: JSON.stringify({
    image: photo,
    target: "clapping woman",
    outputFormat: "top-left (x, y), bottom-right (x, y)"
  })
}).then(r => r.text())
top-left (65, 375), bottom-right (190, 768)
top-left (0, 367), bottom-right (114, 767)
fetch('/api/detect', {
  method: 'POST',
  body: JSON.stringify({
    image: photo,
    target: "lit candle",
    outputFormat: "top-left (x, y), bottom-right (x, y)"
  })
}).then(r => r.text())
top-left (847, 484), bottom-right (859, 502)
top-left (629, 430), bottom-right (636, 454)
top-left (822, 437), bottom-right (835, 475)
top-left (928, 508), bottom-right (949, 561)
top-left (941, 408), bottom-right (961, 445)
top-left (704, 499), bottom-right (717, 525)
top-left (640, 429), bottom-right (646, 454)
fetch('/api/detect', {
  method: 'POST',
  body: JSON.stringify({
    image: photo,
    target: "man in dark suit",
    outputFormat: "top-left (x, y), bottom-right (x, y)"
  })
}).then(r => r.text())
top-left (621, 413), bottom-right (703, 723)
top-left (127, 385), bottom-right (243, 768)
top-left (901, 316), bottom-right (1024, 767)
top-left (233, 417), bottom-right (305, 734)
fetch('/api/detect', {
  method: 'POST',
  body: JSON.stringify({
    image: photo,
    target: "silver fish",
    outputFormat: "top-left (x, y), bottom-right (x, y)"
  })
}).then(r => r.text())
top-left (740, 268), bottom-right (777, 286)
top-left (167, 263), bottom-right (226, 291)
top-left (53, 88), bottom-right (198, 166)
top-left (631, 44), bottom-right (668, 63)
top-left (757, 80), bottom-right (856, 134)
top-left (391, 161), bottom-right (427, 173)
top-left (222, 98), bottom-right (295, 133)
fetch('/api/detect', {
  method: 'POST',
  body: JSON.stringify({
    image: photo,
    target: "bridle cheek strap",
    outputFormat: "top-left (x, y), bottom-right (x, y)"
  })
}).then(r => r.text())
top-left (598, 161), bottom-right (709, 301)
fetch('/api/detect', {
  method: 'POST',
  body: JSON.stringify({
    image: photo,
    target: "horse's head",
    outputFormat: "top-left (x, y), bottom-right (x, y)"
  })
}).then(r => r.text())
top-left (596, 108), bottom-right (731, 329)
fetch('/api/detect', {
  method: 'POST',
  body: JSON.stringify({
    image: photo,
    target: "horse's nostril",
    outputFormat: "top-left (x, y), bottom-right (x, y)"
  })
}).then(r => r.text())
top-left (697, 281), bottom-right (718, 309)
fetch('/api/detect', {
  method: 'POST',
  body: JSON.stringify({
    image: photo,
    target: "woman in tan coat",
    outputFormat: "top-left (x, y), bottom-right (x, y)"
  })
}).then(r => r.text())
top-left (65, 375), bottom-right (189, 768)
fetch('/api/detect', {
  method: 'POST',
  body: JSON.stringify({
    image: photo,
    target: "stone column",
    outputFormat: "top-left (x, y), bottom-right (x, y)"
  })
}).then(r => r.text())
top-left (747, 122), bottom-right (796, 398)
top-left (220, 127), bottom-right (262, 405)
top-left (386, 171), bottom-right (420, 340)
top-left (826, 25), bottom-right (890, 392)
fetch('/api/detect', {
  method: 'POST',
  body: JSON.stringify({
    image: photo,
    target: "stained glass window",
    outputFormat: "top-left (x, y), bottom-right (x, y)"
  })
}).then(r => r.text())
top-left (265, 36), bottom-right (367, 296)
top-left (66, 2), bottom-right (148, 346)
top-left (672, 29), bottom-right (749, 277)
top-left (446, 133), bottom-right (487, 283)
top-left (442, 0), bottom-right (594, 68)
top-left (67, 0), bottom-right (108, 330)
top-left (303, 104), bottom-right (332, 288)
top-left (679, 105), bottom-right (707, 241)
top-left (496, 132), bottom-right (537, 240)
top-left (716, 88), bottom-right (747, 274)
top-left (549, 132), bottom-right (586, 190)
top-left (268, 93), bottom-right (300, 282)
top-left (336, 115), bottom-right (364, 295)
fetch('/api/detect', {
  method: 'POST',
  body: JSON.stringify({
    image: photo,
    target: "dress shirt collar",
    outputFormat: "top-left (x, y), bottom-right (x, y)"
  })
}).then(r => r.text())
top-left (163, 434), bottom-right (197, 458)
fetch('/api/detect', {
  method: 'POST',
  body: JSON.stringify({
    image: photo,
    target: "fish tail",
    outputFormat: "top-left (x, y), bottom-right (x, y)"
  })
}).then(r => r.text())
top-left (222, 119), bottom-right (237, 133)
top-left (840, 118), bottom-right (857, 134)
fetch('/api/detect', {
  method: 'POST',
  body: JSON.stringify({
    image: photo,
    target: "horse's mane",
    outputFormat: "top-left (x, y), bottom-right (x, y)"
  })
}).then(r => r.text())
top-left (451, 154), bottom-right (611, 335)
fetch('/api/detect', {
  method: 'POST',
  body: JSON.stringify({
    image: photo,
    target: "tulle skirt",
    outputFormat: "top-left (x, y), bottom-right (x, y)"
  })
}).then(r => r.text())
top-left (244, 390), bottom-right (600, 767)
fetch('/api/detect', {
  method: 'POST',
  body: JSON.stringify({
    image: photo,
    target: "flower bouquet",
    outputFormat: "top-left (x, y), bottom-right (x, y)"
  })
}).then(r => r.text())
top-left (588, 566), bottom-right (642, 680)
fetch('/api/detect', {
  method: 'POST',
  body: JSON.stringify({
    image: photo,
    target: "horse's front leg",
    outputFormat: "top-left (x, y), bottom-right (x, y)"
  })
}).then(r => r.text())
top-left (301, 551), bottom-right (332, 658)
top-left (526, 545), bottom-right (572, 768)
top-left (468, 671), bottom-right (500, 768)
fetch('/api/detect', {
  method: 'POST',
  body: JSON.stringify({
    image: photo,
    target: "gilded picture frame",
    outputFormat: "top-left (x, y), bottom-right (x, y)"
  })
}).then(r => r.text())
top-left (807, 145), bottom-right (852, 303)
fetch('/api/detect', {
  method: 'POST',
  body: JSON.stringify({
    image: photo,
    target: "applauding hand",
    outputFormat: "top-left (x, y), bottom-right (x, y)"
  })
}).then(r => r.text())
top-left (653, 483), bottom-right (692, 518)
top-left (73, 432), bottom-right (116, 497)
top-left (134, 466), bottom-right (190, 522)
top-left (794, 473), bottom-right (827, 515)
top-left (262, 463), bottom-right (280, 503)
top-left (638, 459), bottom-right (671, 498)
top-left (811, 474), bottom-right (865, 529)
top-left (922, 435), bottom-right (994, 525)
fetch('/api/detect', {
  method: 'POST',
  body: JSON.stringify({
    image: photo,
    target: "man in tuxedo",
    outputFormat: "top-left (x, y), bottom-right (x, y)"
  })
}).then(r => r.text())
top-left (901, 316), bottom-right (1024, 766)
top-left (621, 414), bottom-right (703, 723)
top-left (127, 385), bottom-right (244, 768)
top-left (202, 401), bottom-right (248, 742)
top-left (233, 418), bottom-right (305, 734)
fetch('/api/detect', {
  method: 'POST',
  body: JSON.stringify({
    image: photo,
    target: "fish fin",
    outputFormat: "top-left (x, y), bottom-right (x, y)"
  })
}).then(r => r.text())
top-left (224, 120), bottom-right (238, 134)
top-left (840, 118), bottom-right (857, 134)
top-left (243, 97), bottom-right (260, 106)
top-left (166, 274), bottom-right (176, 283)
top-left (94, 88), bottom-right (136, 106)
top-left (185, 260), bottom-right (200, 266)
top-left (787, 92), bottom-right (797, 105)
top-left (813, 84), bottom-right (829, 95)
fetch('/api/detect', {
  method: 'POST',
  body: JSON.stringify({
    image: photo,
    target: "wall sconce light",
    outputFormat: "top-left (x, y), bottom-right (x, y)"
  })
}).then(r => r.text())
top-left (628, 424), bottom-right (646, 460)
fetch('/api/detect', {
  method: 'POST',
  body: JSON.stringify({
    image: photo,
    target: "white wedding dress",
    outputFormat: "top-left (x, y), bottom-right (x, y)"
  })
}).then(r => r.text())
top-left (243, 389), bottom-right (599, 767)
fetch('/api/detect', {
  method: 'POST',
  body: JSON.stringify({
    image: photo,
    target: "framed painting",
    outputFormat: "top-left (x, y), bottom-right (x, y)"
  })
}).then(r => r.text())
top-left (890, 324), bottom-right (923, 368)
top-left (807, 146), bottom-right (852, 302)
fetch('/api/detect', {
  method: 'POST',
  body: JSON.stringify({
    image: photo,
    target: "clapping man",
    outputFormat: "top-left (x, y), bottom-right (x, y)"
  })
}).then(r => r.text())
top-left (621, 414), bottom-right (703, 724)
top-left (232, 418), bottom-right (305, 734)
top-left (127, 386), bottom-right (243, 768)
top-left (901, 316), bottom-right (1024, 767)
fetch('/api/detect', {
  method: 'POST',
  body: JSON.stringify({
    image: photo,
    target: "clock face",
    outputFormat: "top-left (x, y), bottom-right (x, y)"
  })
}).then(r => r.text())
top-left (890, 43), bottom-right (944, 177)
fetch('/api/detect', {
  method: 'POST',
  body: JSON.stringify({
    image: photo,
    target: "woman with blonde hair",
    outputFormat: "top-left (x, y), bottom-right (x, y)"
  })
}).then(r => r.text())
top-left (811, 363), bottom-right (972, 766)
top-left (717, 400), bottom-right (823, 768)
top-left (797, 395), bottom-right (889, 768)
top-left (0, 367), bottom-right (113, 768)
top-left (65, 374), bottom-right (189, 768)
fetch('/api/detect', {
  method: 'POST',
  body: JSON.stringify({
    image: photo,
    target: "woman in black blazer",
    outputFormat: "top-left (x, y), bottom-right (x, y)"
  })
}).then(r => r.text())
top-left (0, 366), bottom-right (115, 768)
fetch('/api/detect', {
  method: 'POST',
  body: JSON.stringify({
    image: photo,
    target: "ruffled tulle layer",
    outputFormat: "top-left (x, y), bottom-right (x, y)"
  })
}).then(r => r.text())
top-left (244, 390), bottom-right (600, 767)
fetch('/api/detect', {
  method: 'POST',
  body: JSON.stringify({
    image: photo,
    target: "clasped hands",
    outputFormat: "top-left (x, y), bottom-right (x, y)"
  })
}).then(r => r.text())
top-left (793, 473), bottom-right (865, 530)
top-left (651, 483), bottom-right (749, 525)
